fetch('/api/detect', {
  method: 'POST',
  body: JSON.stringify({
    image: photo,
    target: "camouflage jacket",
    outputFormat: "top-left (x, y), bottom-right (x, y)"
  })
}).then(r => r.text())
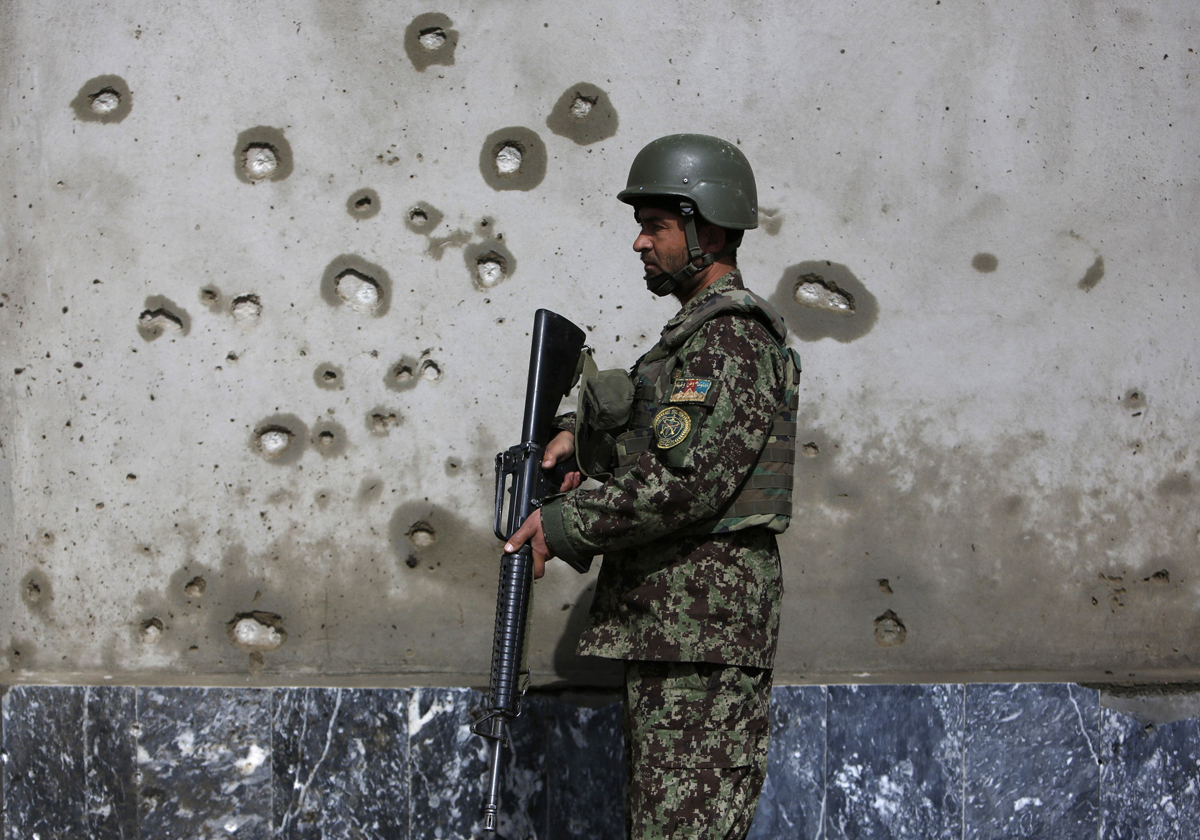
top-left (541, 272), bottom-right (790, 668)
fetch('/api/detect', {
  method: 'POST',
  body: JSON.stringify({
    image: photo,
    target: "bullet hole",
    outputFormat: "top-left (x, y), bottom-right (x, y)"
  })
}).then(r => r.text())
top-left (140, 618), bottom-right (164, 645)
top-left (227, 612), bottom-right (287, 652)
top-left (420, 360), bottom-right (442, 381)
top-left (771, 261), bottom-right (878, 343)
top-left (753, 208), bottom-right (783, 237)
top-left (972, 252), bottom-right (999, 273)
top-left (801, 442), bottom-right (820, 458)
top-left (70, 75), bottom-right (132, 123)
top-left (23, 576), bottom-right (45, 605)
top-left (479, 127), bottom-right (547, 191)
top-left (466, 241), bottom-right (517, 287)
top-left (406, 521), bottom-right (437, 548)
top-left (874, 610), bottom-right (906, 647)
top-left (321, 255), bottom-right (392, 317)
top-left (233, 126), bottom-right (293, 184)
top-left (495, 143), bottom-right (523, 175)
top-left (231, 294), bottom-right (262, 326)
top-left (878, 579), bottom-right (894, 594)
top-left (368, 409), bottom-right (401, 435)
top-left (419, 28), bottom-right (446, 50)
top-left (793, 273), bottom-right (855, 315)
top-left (335, 269), bottom-right (382, 313)
top-left (138, 308), bottom-right (182, 337)
top-left (405, 12), bottom-right (458, 71)
top-left (314, 363), bottom-right (345, 391)
top-left (257, 427), bottom-right (292, 457)
top-left (347, 188), bottom-right (380, 220)
top-left (311, 420), bottom-right (347, 458)
top-left (1078, 256), bottom-right (1105, 291)
top-left (91, 89), bottom-right (121, 114)
top-left (475, 251), bottom-right (508, 288)
top-left (393, 363), bottom-right (413, 382)
top-left (138, 296), bottom-right (190, 341)
top-left (243, 144), bottom-right (278, 180)
top-left (184, 576), bottom-right (207, 597)
top-left (252, 414), bottom-right (307, 465)
top-left (405, 202), bottom-right (444, 235)
top-left (546, 83), bottom-right (619, 145)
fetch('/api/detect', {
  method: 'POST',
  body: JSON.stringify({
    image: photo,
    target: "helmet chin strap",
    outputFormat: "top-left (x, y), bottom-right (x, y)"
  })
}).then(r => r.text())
top-left (646, 203), bottom-right (731, 298)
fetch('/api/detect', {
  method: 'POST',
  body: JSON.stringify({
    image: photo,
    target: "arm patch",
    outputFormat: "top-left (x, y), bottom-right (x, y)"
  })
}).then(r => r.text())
top-left (669, 375), bottom-right (721, 406)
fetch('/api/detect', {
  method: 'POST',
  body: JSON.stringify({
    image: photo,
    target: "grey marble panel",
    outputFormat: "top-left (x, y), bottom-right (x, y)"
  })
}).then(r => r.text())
top-left (749, 684), bottom-right (828, 840)
top-left (410, 687), bottom-right (548, 840)
top-left (84, 686), bottom-right (139, 839)
top-left (137, 687), bottom-right (272, 840)
top-left (546, 699), bottom-right (625, 840)
top-left (409, 687), bottom-right (487, 840)
top-left (1101, 708), bottom-right (1200, 840)
top-left (272, 687), bottom-right (410, 839)
top-left (826, 684), bottom-right (964, 840)
top-left (964, 683), bottom-right (1100, 839)
top-left (3, 685), bottom-right (87, 840)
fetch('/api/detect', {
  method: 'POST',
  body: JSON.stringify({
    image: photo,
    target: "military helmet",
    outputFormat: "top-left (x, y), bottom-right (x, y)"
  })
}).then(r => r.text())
top-left (618, 134), bottom-right (758, 230)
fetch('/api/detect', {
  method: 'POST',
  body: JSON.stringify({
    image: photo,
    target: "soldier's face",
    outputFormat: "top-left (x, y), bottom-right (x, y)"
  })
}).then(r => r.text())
top-left (633, 207), bottom-right (690, 284)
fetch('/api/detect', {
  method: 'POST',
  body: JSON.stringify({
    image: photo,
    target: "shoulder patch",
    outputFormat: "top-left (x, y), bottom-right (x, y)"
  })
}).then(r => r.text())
top-left (653, 406), bottom-right (691, 449)
top-left (669, 376), bottom-right (716, 404)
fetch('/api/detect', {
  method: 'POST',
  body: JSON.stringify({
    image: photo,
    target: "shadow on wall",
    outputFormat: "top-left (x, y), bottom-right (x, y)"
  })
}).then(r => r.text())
top-left (768, 261), bottom-right (878, 343)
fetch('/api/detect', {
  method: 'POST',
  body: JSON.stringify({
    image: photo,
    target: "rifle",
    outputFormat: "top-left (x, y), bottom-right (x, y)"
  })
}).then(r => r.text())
top-left (472, 309), bottom-right (591, 837)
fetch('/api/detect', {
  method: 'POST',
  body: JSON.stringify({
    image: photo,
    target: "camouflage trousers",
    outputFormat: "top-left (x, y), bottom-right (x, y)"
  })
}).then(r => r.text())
top-left (622, 660), bottom-right (772, 840)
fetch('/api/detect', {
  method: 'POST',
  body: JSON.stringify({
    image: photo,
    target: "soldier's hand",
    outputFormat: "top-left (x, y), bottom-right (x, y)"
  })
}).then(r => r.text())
top-left (543, 430), bottom-right (582, 493)
top-left (505, 508), bottom-right (555, 579)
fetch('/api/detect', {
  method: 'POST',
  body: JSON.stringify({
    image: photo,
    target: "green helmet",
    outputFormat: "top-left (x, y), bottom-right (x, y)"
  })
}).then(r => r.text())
top-left (618, 134), bottom-right (757, 296)
top-left (618, 134), bottom-right (758, 230)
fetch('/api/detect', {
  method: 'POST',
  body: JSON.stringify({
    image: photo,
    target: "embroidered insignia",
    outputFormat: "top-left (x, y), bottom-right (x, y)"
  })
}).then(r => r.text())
top-left (669, 377), bottom-right (714, 403)
top-left (653, 406), bottom-right (691, 449)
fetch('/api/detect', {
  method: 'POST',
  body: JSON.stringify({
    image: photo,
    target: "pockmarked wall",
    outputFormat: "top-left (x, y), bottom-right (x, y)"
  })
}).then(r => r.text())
top-left (2, 0), bottom-right (1197, 688)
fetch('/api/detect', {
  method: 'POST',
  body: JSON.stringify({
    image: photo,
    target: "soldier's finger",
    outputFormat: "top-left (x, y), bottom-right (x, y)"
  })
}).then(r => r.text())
top-left (503, 523), bottom-right (530, 554)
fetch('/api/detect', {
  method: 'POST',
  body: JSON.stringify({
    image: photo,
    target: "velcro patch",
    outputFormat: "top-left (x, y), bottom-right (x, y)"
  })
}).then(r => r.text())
top-left (669, 377), bottom-right (716, 404)
top-left (653, 407), bottom-right (692, 449)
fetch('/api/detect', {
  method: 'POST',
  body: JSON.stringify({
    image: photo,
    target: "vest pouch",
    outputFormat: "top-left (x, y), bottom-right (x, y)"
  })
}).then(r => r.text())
top-left (575, 367), bottom-right (635, 481)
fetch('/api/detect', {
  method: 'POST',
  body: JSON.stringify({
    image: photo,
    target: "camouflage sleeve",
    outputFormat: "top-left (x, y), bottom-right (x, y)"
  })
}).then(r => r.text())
top-left (541, 315), bottom-right (784, 563)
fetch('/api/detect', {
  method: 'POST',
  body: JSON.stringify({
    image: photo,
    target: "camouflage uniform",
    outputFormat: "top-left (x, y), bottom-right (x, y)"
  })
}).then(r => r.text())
top-left (541, 270), bottom-right (798, 838)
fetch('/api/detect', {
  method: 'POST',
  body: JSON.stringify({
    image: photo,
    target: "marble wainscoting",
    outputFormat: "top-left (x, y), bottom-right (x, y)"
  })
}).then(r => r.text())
top-left (2, 683), bottom-right (1198, 839)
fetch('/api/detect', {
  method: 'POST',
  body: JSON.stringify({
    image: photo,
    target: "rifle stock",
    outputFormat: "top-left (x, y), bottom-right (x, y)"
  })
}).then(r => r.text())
top-left (472, 309), bottom-right (588, 836)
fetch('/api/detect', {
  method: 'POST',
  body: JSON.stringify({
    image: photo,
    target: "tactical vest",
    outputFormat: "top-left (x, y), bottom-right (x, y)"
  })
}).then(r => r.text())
top-left (589, 290), bottom-right (802, 535)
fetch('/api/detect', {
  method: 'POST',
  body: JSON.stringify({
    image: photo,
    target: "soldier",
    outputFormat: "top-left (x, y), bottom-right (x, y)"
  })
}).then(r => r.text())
top-left (505, 134), bottom-right (801, 839)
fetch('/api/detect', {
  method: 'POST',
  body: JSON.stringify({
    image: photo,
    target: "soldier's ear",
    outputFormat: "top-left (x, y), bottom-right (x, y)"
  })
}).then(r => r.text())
top-left (698, 222), bottom-right (726, 255)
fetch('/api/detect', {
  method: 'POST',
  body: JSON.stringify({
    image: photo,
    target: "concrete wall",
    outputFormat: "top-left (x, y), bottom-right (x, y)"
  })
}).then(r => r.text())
top-left (2, 0), bottom-right (1197, 688)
